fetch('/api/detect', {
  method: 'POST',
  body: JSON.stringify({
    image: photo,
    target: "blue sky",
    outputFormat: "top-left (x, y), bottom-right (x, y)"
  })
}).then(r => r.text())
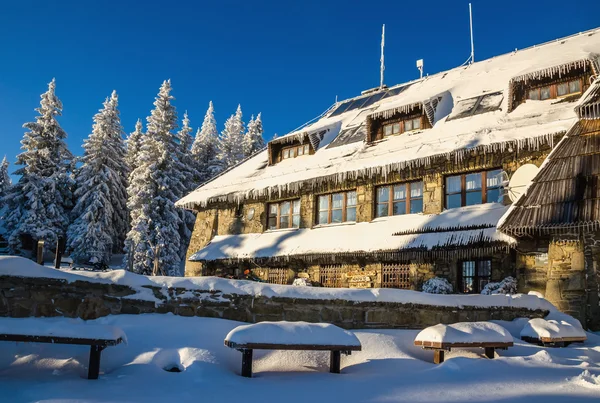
top-left (1, 0), bottom-right (599, 178)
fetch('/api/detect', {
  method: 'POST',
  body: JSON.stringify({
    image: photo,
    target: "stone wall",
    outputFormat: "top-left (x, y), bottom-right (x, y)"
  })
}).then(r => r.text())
top-left (0, 274), bottom-right (548, 329)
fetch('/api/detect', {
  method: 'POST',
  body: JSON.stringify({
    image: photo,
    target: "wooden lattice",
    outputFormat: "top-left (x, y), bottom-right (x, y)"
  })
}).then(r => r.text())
top-left (267, 268), bottom-right (288, 285)
top-left (319, 265), bottom-right (344, 288)
top-left (381, 264), bottom-right (411, 289)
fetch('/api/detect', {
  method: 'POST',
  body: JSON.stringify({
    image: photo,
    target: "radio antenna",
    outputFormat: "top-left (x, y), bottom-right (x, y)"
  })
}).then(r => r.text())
top-left (469, 3), bottom-right (475, 64)
top-left (380, 24), bottom-right (385, 89)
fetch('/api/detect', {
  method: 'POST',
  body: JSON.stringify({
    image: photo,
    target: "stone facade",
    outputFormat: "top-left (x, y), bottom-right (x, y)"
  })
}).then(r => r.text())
top-left (185, 143), bottom-right (556, 296)
top-left (0, 274), bottom-right (548, 329)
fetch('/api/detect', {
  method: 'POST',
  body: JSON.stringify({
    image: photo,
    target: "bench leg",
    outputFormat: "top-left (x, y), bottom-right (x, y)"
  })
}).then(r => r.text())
top-left (330, 350), bottom-right (341, 374)
top-left (241, 349), bottom-right (253, 378)
top-left (484, 347), bottom-right (495, 359)
top-left (433, 349), bottom-right (444, 364)
top-left (88, 345), bottom-right (105, 379)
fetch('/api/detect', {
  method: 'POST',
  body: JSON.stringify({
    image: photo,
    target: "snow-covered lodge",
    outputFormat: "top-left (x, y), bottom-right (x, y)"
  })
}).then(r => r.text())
top-left (177, 28), bottom-right (600, 329)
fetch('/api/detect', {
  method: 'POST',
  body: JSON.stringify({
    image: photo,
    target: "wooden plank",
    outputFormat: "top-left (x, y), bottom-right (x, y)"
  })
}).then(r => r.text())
top-left (225, 340), bottom-right (361, 352)
top-left (521, 335), bottom-right (586, 345)
top-left (414, 340), bottom-right (513, 349)
top-left (0, 334), bottom-right (123, 347)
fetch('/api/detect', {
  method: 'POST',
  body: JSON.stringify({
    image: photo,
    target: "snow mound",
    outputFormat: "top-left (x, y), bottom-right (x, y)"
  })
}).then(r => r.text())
top-left (225, 321), bottom-right (361, 347)
top-left (521, 312), bottom-right (587, 341)
top-left (0, 317), bottom-right (126, 342)
top-left (569, 370), bottom-right (600, 389)
top-left (415, 322), bottom-right (513, 344)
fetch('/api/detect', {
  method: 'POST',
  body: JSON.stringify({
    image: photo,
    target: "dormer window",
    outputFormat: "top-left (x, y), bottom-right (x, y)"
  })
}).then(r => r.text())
top-left (282, 144), bottom-right (310, 160)
top-left (383, 117), bottom-right (421, 137)
top-left (527, 79), bottom-right (582, 101)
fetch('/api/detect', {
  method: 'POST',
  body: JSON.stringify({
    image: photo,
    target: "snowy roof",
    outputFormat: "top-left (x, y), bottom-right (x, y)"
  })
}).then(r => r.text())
top-left (191, 203), bottom-right (515, 262)
top-left (178, 28), bottom-right (600, 209)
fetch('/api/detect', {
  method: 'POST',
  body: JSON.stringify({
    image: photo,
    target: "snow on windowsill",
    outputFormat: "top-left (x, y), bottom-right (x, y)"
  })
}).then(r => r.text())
top-left (312, 221), bottom-right (357, 229)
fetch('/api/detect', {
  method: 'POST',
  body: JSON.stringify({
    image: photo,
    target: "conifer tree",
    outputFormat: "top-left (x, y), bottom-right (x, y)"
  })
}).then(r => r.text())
top-left (4, 79), bottom-right (73, 255)
top-left (125, 119), bottom-right (144, 172)
top-left (217, 104), bottom-right (245, 169)
top-left (66, 91), bottom-right (129, 264)
top-left (191, 101), bottom-right (221, 184)
top-left (0, 157), bottom-right (11, 208)
top-left (243, 112), bottom-right (265, 157)
top-left (174, 112), bottom-right (200, 260)
top-left (124, 80), bottom-right (183, 276)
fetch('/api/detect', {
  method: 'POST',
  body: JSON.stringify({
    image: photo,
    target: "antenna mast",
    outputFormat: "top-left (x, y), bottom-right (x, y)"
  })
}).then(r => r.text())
top-left (380, 24), bottom-right (385, 89)
top-left (469, 3), bottom-right (475, 64)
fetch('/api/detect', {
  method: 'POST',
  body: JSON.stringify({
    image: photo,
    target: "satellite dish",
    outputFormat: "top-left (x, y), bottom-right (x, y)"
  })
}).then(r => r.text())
top-left (507, 164), bottom-right (539, 202)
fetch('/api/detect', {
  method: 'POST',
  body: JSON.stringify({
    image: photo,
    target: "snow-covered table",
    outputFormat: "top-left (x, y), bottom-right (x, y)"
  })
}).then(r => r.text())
top-left (224, 321), bottom-right (362, 377)
top-left (414, 322), bottom-right (513, 364)
top-left (0, 318), bottom-right (126, 379)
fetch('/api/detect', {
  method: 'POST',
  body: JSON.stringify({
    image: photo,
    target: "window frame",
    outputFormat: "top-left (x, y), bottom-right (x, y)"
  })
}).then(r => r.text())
top-left (281, 143), bottom-right (311, 160)
top-left (267, 199), bottom-right (301, 230)
top-left (317, 190), bottom-right (357, 225)
top-left (458, 259), bottom-right (492, 294)
top-left (444, 169), bottom-right (502, 209)
top-left (382, 116), bottom-right (423, 138)
top-left (527, 78), bottom-right (583, 101)
top-left (375, 180), bottom-right (424, 217)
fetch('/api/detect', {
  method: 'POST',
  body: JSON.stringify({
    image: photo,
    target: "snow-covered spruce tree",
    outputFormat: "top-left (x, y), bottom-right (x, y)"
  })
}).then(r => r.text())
top-left (217, 104), bottom-right (245, 169)
top-left (124, 80), bottom-right (184, 276)
top-left (125, 119), bottom-right (144, 172)
top-left (243, 112), bottom-right (265, 157)
top-left (0, 157), bottom-right (11, 208)
top-left (174, 112), bottom-right (200, 260)
top-left (4, 79), bottom-right (74, 255)
top-left (191, 101), bottom-right (221, 184)
top-left (66, 91), bottom-right (129, 265)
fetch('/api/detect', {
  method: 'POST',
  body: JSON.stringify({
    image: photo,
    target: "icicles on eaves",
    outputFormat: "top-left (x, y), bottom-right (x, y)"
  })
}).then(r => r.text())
top-left (191, 133), bottom-right (560, 208)
top-left (512, 59), bottom-right (591, 84)
top-left (370, 102), bottom-right (420, 120)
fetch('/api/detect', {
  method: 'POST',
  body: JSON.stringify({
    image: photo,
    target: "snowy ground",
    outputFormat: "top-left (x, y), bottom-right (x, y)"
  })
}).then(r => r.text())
top-left (0, 315), bottom-right (599, 402)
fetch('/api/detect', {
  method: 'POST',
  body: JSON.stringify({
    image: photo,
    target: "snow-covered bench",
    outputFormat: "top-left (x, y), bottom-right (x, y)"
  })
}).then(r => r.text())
top-left (0, 318), bottom-right (126, 379)
top-left (224, 321), bottom-right (362, 377)
top-left (520, 313), bottom-right (587, 347)
top-left (414, 322), bottom-right (513, 364)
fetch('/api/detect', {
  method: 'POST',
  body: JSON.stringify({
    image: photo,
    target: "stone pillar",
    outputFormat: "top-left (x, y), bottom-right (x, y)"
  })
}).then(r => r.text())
top-left (423, 172), bottom-right (442, 215)
top-left (545, 238), bottom-right (586, 324)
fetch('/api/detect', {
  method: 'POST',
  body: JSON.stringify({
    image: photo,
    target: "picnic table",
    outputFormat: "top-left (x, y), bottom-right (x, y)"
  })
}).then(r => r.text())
top-left (414, 322), bottom-right (513, 364)
top-left (224, 321), bottom-right (362, 377)
top-left (0, 318), bottom-right (126, 379)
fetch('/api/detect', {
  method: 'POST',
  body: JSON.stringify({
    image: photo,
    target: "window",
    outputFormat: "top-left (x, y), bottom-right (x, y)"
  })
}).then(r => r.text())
top-left (382, 116), bottom-right (422, 138)
top-left (445, 169), bottom-right (502, 209)
top-left (317, 191), bottom-right (357, 225)
top-left (376, 181), bottom-right (423, 217)
top-left (267, 268), bottom-right (288, 285)
top-left (381, 264), bottom-right (411, 289)
top-left (527, 79), bottom-right (583, 101)
top-left (267, 199), bottom-right (301, 230)
top-left (319, 265), bottom-right (344, 288)
top-left (281, 144), bottom-right (310, 160)
top-left (459, 260), bottom-right (492, 293)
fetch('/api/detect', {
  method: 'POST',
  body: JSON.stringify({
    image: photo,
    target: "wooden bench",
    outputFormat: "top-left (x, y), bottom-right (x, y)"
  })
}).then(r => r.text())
top-left (414, 322), bottom-right (514, 364)
top-left (0, 320), bottom-right (125, 379)
top-left (521, 335), bottom-right (586, 348)
top-left (414, 339), bottom-right (513, 364)
top-left (224, 322), bottom-right (362, 378)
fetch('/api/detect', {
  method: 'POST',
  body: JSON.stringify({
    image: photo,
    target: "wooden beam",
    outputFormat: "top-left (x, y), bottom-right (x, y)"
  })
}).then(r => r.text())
top-left (329, 350), bottom-right (341, 374)
top-left (241, 349), bottom-right (253, 378)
